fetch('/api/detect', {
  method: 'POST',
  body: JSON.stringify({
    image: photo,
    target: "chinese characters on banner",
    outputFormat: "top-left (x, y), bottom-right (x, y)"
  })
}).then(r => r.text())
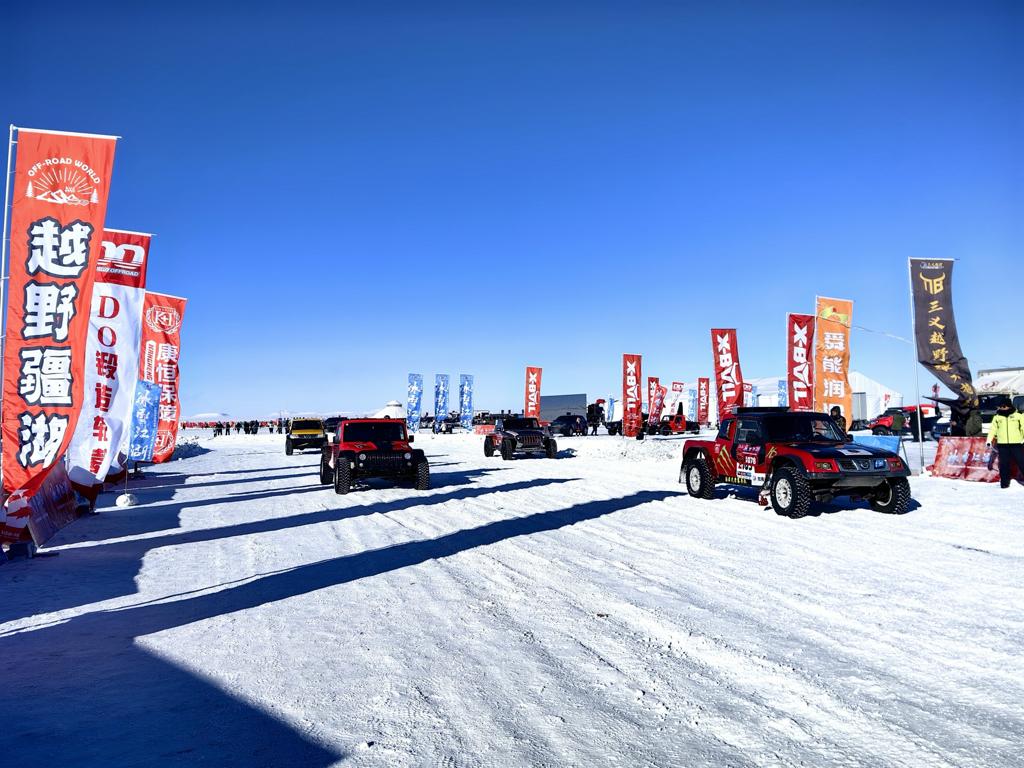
top-left (622, 354), bottom-right (642, 437)
top-left (710, 329), bottom-right (744, 420)
top-left (459, 374), bottom-right (474, 431)
top-left (909, 259), bottom-right (975, 407)
top-left (406, 374), bottom-right (423, 432)
top-left (433, 374), bottom-right (449, 432)
top-left (786, 313), bottom-right (815, 411)
top-left (67, 229), bottom-right (150, 486)
top-left (813, 297), bottom-right (853, 420)
top-left (649, 384), bottom-right (668, 427)
top-left (524, 366), bottom-right (542, 420)
top-left (2, 129), bottom-right (117, 511)
top-left (127, 381), bottom-right (161, 462)
top-left (697, 377), bottom-right (710, 424)
top-left (138, 292), bottom-right (186, 463)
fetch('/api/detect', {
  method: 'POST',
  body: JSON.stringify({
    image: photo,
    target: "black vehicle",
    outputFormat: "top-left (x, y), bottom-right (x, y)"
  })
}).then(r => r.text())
top-left (681, 408), bottom-right (912, 517)
top-left (323, 416), bottom-right (344, 435)
top-left (484, 416), bottom-right (558, 459)
top-left (549, 414), bottom-right (587, 437)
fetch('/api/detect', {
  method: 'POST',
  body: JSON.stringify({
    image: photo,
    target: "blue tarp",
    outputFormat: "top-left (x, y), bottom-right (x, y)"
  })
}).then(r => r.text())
top-left (852, 434), bottom-right (901, 454)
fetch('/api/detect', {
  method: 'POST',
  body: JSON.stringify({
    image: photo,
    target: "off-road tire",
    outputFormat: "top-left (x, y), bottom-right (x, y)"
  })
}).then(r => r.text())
top-left (334, 460), bottom-right (351, 495)
top-left (285, 439), bottom-right (294, 456)
top-left (546, 439), bottom-right (558, 459)
top-left (682, 457), bottom-right (715, 499)
top-left (415, 461), bottom-right (430, 490)
top-left (501, 439), bottom-right (515, 461)
top-left (319, 455), bottom-right (332, 485)
top-left (870, 477), bottom-right (911, 514)
top-left (484, 437), bottom-right (495, 457)
top-left (770, 466), bottom-right (812, 519)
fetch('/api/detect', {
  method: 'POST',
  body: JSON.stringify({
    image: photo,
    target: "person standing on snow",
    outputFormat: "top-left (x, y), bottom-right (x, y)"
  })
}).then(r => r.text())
top-left (890, 409), bottom-right (906, 435)
top-left (987, 399), bottom-right (1024, 489)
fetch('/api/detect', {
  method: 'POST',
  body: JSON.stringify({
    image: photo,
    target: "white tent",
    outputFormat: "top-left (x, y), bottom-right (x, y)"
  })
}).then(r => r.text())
top-left (737, 372), bottom-right (902, 419)
top-left (372, 400), bottom-right (406, 419)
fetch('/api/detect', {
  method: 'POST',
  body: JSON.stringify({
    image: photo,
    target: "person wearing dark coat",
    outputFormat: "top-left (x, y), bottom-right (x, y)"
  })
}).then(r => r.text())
top-left (830, 406), bottom-right (847, 434)
top-left (965, 409), bottom-right (983, 437)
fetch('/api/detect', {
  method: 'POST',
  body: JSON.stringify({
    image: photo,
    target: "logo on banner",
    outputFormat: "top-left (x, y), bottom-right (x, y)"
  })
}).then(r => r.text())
top-left (715, 332), bottom-right (740, 401)
top-left (145, 305), bottom-right (181, 333)
top-left (25, 157), bottom-right (103, 206)
top-left (526, 371), bottom-right (539, 413)
top-left (624, 362), bottom-right (639, 411)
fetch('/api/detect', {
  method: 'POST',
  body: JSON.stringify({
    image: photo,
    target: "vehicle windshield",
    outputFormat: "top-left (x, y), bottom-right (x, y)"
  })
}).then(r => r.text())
top-left (291, 420), bottom-right (322, 431)
top-left (761, 413), bottom-right (847, 443)
top-left (503, 418), bottom-right (539, 430)
top-left (343, 422), bottom-right (407, 443)
top-left (552, 416), bottom-right (572, 423)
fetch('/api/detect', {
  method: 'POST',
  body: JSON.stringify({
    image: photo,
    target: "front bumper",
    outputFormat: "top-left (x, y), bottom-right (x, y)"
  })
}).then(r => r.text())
top-left (347, 453), bottom-right (418, 477)
top-left (806, 469), bottom-right (910, 486)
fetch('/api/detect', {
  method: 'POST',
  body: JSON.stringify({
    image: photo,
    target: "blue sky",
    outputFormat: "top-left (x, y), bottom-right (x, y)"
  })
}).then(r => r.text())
top-left (4, 1), bottom-right (1020, 417)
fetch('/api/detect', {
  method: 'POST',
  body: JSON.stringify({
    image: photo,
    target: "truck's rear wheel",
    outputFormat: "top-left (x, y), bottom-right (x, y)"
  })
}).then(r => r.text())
top-left (545, 439), bottom-right (558, 459)
top-left (415, 461), bottom-right (430, 490)
top-left (285, 438), bottom-right (293, 456)
top-left (870, 477), bottom-right (911, 514)
top-left (484, 437), bottom-right (495, 457)
top-left (771, 466), bottom-right (812, 518)
top-left (501, 439), bottom-right (514, 460)
top-left (682, 457), bottom-right (715, 499)
top-left (334, 460), bottom-right (351, 495)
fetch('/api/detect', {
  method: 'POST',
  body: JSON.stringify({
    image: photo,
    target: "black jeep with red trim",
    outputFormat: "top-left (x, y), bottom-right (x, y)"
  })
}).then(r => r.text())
top-left (679, 407), bottom-right (911, 517)
top-left (319, 418), bottom-right (429, 494)
top-left (484, 416), bottom-right (558, 460)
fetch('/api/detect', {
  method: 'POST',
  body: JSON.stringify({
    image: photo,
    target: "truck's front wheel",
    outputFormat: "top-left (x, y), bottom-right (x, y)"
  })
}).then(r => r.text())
top-left (545, 439), bottom-right (558, 459)
top-left (415, 461), bottom-right (431, 490)
top-left (334, 460), bottom-right (351, 495)
top-left (682, 457), bottom-right (715, 499)
top-left (870, 478), bottom-right (911, 514)
top-left (483, 437), bottom-right (495, 457)
top-left (319, 455), bottom-right (332, 485)
top-left (500, 439), bottom-right (515, 460)
top-left (771, 466), bottom-right (812, 518)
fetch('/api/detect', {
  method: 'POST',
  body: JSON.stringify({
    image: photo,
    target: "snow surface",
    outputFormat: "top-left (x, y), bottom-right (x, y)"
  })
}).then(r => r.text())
top-left (1, 430), bottom-right (1022, 767)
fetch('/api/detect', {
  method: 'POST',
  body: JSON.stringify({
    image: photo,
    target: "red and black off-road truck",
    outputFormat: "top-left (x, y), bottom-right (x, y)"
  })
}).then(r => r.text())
top-left (679, 407), bottom-right (911, 518)
top-left (319, 418), bottom-right (429, 494)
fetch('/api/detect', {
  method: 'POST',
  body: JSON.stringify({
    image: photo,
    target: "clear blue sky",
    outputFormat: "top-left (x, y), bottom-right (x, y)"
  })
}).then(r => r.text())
top-left (4, 1), bottom-right (1020, 417)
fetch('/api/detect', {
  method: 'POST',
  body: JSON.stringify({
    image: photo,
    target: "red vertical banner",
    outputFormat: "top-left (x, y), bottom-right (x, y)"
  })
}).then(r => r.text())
top-left (697, 378), bottom-right (710, 424)
top-left (524, 366), bottom-right (542, 420)
top-left (622, 354), bottom-right (642, 437)
top-left (711, 329), bottom-right (744, 419)
top-left (2, 128), bottom-right (118, 509)
top-left (787, 313), bottom-right (815, 411)
top-left (138, 292), bottom-right (186, 463)
top-left (646, 376), bottom-right (660, 427)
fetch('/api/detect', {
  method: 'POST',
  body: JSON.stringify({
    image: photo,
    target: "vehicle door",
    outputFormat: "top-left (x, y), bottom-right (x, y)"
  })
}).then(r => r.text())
top-left (732, 418), bottom-right (767, 485)
top-left (710, 418), bottom-right (737, 477)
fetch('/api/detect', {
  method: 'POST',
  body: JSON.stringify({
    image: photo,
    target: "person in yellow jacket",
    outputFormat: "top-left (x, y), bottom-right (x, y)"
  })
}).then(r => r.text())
top-left (987, 400), bottom-right (1024, 488)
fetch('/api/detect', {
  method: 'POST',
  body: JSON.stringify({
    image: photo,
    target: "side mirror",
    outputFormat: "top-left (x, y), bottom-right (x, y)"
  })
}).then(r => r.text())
top-left (407, 435), bottom-right (414, 443)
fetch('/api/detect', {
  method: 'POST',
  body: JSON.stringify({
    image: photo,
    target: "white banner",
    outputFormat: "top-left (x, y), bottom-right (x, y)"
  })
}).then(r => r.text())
top-left (66, 229), bottom-right (150, 485)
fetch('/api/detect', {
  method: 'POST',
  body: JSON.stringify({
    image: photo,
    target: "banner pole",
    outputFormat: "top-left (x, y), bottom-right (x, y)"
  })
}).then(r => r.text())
top-left (907, 259), bottom-right (925, 471)
top-left (0, 125), bottom-right (15, 392)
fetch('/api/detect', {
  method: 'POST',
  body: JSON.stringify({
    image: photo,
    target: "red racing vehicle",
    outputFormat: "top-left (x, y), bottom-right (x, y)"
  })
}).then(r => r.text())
top-left (319, 418), bottom-right (429, 494)
top-left (680, 407), bottom-right (911, 518)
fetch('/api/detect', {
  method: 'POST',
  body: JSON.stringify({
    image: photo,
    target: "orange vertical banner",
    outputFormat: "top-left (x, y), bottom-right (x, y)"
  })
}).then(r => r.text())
top-left (138, 292), bottom-right (187, 463)
top-left (813, 297), bottom-right (853, 422)
top-left (2, 128), bottom-right (117, 506)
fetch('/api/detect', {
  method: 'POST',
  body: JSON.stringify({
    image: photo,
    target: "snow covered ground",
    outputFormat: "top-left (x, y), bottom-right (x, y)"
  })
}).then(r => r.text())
top-left (1, 430), bottom-right (1022, 767)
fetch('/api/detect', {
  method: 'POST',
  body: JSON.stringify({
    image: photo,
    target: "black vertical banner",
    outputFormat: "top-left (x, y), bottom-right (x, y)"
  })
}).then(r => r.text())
top-left (910, 259), bottom-right (976, 406)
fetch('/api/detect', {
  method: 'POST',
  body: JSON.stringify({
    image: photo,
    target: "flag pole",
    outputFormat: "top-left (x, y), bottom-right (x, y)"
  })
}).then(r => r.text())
top-left (907, 259), bottom-right (925, 471)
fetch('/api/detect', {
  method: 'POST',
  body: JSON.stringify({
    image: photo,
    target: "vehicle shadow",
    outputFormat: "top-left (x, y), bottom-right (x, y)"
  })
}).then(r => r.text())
top-left (708, 484), bottom-right (922, 518)
top-left (0, 487), bottom-right (673, 766)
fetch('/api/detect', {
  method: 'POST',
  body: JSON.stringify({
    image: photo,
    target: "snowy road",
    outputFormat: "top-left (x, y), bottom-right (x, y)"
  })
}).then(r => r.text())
top-left (1, 431), bottom-right (1022, 767)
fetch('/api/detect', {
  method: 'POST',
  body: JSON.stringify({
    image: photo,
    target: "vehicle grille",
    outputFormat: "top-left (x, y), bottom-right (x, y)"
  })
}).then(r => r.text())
top-left (360, 453), bottom-right (408, 470)
top-left (519, 435), bottom-right (543, 448)
top-left (838, 458), bottom-right (874, 472)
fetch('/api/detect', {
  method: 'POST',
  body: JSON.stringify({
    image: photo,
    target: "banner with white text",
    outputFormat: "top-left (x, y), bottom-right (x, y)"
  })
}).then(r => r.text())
top-left (1, 128), bottom-right (118, 514)
top-left (813, 297), bottom-right (853, 421)
top-left (407, 374), bottom-right (423, 432)
top-left (138, 292), bottom-right (186, 463)
top-left (459, 374), bottom-right (474, 430)
top-left (524, 367), bottom-right (542, 420)
top-left (786, 313), bottom-right (815, 411)
top-left (710, 329), bottom-right (744, 420)
top-left (622, 354), bottom-right (642, 437)
top-left (434, 374), bottom-right (449, 432)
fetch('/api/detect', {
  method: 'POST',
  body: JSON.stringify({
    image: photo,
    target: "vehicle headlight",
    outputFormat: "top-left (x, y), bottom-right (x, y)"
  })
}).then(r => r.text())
top-left (358, 453), bottom-right (367, 461)
top-left (874, 459), bottom-right (886, 469)
top-left (404, 452), bottom-right (412, 460)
